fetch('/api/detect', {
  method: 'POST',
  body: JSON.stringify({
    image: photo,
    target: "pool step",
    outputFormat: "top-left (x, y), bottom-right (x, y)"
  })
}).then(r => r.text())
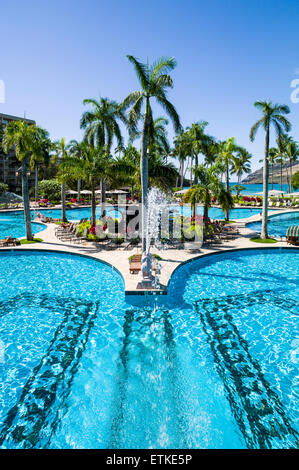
top-left (109, 307), bottom-right (189, 448)
top-left (194, 289), bottom-right (299, 449)
top-left (0, 294), bottom-right (100, 449)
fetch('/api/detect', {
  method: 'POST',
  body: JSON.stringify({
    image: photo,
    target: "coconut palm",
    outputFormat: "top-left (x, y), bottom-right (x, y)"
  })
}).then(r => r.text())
top-left (217, 137), bottom-right (238, 220)
top-left (2, 120), bottom-right (46, 240)
top-left (184, 164), bottom-right (233, 234)
top-left (67, 139), bottom-right (86, 203)
top-left (80, 97), bottom-right (126, 212)
top-left (60, 143), bottom-right (110, 226)
top-left (186, 121), bottom-right (214, 184)
top-left (285, 137), bottom-right (299, 192)
top-left (250, 101), bottom-right (291, 238)
top-left (173, 131), bottom-right (191, 189)
top-left (232, 147), bottom-right (252, 185)
top-left (54, 138), bottom-right (71, 222)
top-left (121, 55), bottom-right (181, 253)
top-left (268, 147), bottom-right (278, 190)
top-left (30, 128), bottom-right (52, 202)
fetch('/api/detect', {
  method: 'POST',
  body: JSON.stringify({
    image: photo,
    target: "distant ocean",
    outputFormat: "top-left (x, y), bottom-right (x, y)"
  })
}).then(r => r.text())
top-left (184, 183), bottom-right (298, 195)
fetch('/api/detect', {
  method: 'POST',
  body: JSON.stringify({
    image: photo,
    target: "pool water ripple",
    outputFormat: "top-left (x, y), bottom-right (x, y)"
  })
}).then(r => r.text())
top-left (0, 248), bottom-right (298, 449)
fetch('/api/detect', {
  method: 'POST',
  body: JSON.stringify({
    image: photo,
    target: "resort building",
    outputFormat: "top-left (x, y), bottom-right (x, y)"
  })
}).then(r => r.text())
top-left (0, 112), bottom-right (36, 192)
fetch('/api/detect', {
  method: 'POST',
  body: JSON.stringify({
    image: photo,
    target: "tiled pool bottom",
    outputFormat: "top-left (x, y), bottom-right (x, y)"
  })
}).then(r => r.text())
top-left (0, 249), bottom-right (298, 449)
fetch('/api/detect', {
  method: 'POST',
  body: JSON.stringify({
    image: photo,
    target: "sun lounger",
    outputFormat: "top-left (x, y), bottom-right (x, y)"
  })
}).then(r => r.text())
top-left (129, 254), bottom-right (157, 274)
top-left (0, 236), bottom-right (20, 247)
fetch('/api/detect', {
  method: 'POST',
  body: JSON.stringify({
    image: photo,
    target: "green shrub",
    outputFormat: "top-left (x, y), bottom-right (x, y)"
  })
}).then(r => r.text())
top-left (0, 182), bottom-right (9, 196)
top-left (38, 180), bottom-right (61, 201)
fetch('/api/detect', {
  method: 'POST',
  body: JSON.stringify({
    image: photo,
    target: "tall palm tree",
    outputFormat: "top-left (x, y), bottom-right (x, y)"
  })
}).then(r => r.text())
top-left (2, 120), bottom-right (45, 240)
top-left (80, 97), bottom-right (126, 212)
top-left (54, 138), bottom-right (70, 222)
top-left (217, 137), bottom-right (238, 220)
top-left (184, 164), bottom-right (233, 234)
top-left (285, 137), bottom-right (299, 193)
top-left (60, 143), bottom-right (109, 226)
top-left (250, 101), bottom-right (290, 238)
top-left (30, 128), bottom-right (52, 202)
top-left (121, 55), bottom-right (181, 253)
top-left (173, 131), bottom-right (190, 189)
top-left (186, 121), bottom-right (214, 184)
top-left (67, 139), bottom-right (85, 203)
top-left (232, 147), bottom-right (252, 185)
top-left (268, 147), bottom-right (278, 190)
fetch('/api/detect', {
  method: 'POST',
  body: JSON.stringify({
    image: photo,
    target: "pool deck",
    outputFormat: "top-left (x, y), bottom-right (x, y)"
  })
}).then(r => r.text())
top-left (2, 208), bottom-right (298, 295)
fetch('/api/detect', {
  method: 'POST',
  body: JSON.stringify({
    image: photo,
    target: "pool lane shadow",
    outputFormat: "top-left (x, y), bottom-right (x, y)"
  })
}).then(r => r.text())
top-left (0, 293), bottom-right (100, 449)
top-left (194, 289), bottom-right (299, 449)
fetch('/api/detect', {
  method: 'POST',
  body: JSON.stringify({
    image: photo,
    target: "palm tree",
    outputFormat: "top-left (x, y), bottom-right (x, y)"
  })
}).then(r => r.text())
top-left (268, 147), bottom-right (278, 190)
top-left (121, 55), bottom-right (181, 253)
top-left (250, 101), bottom-right (291, 238)
top-left (184, 164), bottom-right (233, 234)
top-left (60, 143), bottom-right (109, 226)
top-left (54, 138), bottom-right (70, 222)
top-left (2, 120), bottom-right (45, 240)
top-left (217, 137), bottom-right (238, 220)
top-left (80, 96), bottom-right (126, 212)
top-left (285, 137), bottom-right (299, 192)
top-left (186, 121), bottom-right (214, 184)
top-left (173, 131), bottom-right (190, 189)
top-left (232, 147), bottom-right (252, 185)
top-left (30, 128), bottom-right (52, 202)
top-left (67, 139), bottom-right (86, 203)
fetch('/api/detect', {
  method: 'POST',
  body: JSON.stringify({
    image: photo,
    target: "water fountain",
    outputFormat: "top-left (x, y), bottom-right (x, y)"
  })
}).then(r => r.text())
top-left (138, 187), bottom-right (169, 290)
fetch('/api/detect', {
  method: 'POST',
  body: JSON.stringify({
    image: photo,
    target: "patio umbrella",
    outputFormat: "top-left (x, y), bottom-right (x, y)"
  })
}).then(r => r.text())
top-left (66, 190), bottom-right (78, 195)
top-left (255, 190), bottom-right (284, 196)
top-left (106, 189), bottom-right (128, 194)
top-left (80, 190), bottom-right (92, 195)
top-left (286, 225), bottom-right (299, 237)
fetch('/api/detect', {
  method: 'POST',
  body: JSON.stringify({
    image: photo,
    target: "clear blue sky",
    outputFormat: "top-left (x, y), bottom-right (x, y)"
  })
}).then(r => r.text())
top-left (1, 0), bottom-right (298, 173)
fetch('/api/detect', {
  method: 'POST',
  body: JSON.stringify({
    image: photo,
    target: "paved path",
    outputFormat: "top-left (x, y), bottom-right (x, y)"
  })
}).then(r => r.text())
top-left (2, 208), bottom-right (297, 294)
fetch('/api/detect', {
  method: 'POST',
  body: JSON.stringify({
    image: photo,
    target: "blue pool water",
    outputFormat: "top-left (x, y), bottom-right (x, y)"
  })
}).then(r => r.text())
top-left (0, 249), bottom-right (297, 449)
top-left (171, 205), bottom-right (261, 220)
top-left (0, 211), bottom-right (45, 239)
top-left (247, 211), bottom-right (299, 237)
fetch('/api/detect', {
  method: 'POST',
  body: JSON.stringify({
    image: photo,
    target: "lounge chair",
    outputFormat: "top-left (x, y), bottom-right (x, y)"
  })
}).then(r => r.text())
top-left (0, 236), bottom-right (20, 247)
top-left (129, 254), bottom-right (157, 274)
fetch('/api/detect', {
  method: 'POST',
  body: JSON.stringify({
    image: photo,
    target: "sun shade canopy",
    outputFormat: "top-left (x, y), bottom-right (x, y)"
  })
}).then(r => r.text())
top-left (286, 225), bottom-right (299, 237)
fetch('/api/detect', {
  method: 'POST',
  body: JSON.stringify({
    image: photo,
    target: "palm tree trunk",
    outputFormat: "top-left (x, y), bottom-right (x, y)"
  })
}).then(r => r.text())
top-left (286, 161), bottom-right (290, 193)
top-left (261, 125), bottom-right (269, 239)
top-left (35, 165), bottom-right (39, 203)
top-left (203, 202), bottom-right (209, 233)
top-left (91, 180), bottom-right (96, 226)
top-left (77, 179), bottom-right (81, 204)
top-left (194, 151), bottom-right (198, 185)
top-left (271, 162), bottom-right (274, 190)
top-left (225, 161), bottom-right (230, 221)
top-left (61, 182), bottom-right (67, 222)
top-left (22, 157), bottom-right (33, 241)
top-left (280, 161), bottom-right (283, 191)
top-left (180, 158), bottom-right (184, 189)
top-left (141, 97), bottom-right (150, 254)
top-left (100, 180), bottom-right (106, 218)
top-left (290, 158), bottom-right (293, 192)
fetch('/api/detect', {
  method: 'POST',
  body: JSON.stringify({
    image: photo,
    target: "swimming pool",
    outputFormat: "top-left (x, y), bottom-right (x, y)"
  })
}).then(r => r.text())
top-left (247, 211), bottom-right (299, 237)
top-left (0, 211), bottom-right (45, 239)
top-left (0, 248), bottom-right (297, 449)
